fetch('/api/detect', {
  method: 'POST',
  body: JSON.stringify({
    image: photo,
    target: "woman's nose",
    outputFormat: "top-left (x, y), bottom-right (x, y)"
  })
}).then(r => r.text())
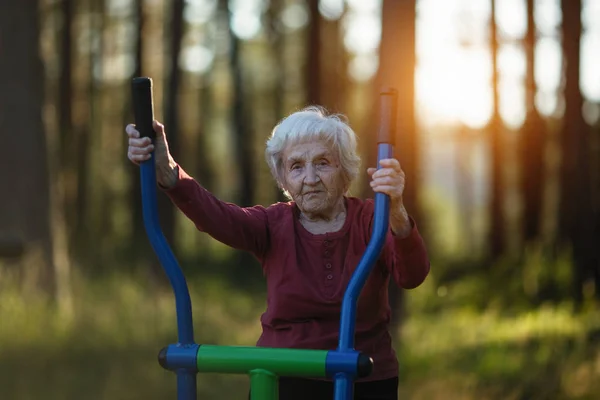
top-left (304, 165), bottom-right (320, 184)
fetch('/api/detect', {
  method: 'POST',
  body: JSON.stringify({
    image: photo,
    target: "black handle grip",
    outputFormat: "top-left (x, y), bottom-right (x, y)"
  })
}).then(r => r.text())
top-left (377, 87), bottom-right (398, 145)
top-left (132, 77), bottom-right (156, 140)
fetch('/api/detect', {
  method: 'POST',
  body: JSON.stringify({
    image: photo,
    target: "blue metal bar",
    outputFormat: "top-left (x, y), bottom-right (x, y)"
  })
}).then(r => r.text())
top-left (338, 143), bottom-right (393, 350)
top-left (162, 343), bottom-right (200, 370)
top-left (333, 373), bottom-right (354, 400)
top-left (324, 351), bottom-right (360, 377)
top-left (176, 369), bottom-right (197, 400)
top-left (134, 76), bottom-right (197, 399)
top-left (337, 145), bottom-right (392, 351)
top-left (334, 143), bottom-right (394, 400)
top-left (140, 155), bottom-right (197, 400)
top-left (333, 87), bottom-right (397, 400)
top-left (140, 156), bottom-right (195, 346)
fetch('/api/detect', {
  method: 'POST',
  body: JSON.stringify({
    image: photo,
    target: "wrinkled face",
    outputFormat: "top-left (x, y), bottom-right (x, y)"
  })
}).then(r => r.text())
top-left (281, 141), bottom-right (346, 218)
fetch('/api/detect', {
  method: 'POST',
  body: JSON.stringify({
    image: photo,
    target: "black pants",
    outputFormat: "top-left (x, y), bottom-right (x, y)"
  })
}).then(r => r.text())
top-left (248, 377), bottom-right (398, 400)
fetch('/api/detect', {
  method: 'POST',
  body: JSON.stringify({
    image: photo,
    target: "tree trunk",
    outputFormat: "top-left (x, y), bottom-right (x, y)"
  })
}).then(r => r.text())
top-left (224, 0), bottom-right (260, 278)
top-left (370, 0), bottom-right (418, 332)
top-left (595, 120), bottom-right (600, 300)
top-left (49, 0), bottom-right (76, 316)
top-left (305, 1), bottom-right (347, 113)
top-left (129, 0), bottom-right (146, 262)
top-left (520, 0), bottom-right (545, 244)
top-left (377, 0), bottom-right (419, 222)
top-left (488, 0), bottom-right (505, 259)
top-left (560, 0), bottom-right (594, 306)
top-left (82, 0), bottom-right (106, 268)
top-left (194, 10), bottom-right (215, 193)
top-left (58, 0), bottom-right (75, 241)
top-left (228, 2), bottom-right (254, 208)
top-left (558, 0), bottom-right (583, 246)
top-left (159, 0), bottom-right (185, 246)
top-left (266, 0), bottom-right (287, 203)
top-left (306, 0), bottom-right (321, 106)
top-left (74, 31), bottom-right (91, 262)
top-left (0, 0), bottom-right (54, 295)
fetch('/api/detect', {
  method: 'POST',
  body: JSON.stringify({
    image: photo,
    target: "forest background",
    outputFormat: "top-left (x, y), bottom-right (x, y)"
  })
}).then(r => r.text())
top-left (1, 0), bottom-right (600, 399)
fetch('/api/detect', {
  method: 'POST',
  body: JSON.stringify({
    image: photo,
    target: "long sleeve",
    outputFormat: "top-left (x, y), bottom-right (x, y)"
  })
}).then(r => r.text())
top-left (363, 199), bottom-right (430, 289)
top-left (161, 165), bottom-right (270, 259)
top-left (385, 218), bottom-right (430, 289)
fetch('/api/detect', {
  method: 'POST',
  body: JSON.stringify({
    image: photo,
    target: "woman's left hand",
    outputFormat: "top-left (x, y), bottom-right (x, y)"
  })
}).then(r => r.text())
top-left (367, 158), bottom-right (405, 204)
top-left (367, 158), bottom-right (412, 237)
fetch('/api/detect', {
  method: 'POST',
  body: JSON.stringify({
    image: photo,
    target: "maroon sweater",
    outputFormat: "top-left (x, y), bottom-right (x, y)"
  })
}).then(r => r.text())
top-left (164, 166), bottom-right (431, 381)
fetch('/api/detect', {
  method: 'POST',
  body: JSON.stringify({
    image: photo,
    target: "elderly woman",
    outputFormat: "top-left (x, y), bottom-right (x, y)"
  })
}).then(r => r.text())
top-left (125, 106), bottom-right (430, 400)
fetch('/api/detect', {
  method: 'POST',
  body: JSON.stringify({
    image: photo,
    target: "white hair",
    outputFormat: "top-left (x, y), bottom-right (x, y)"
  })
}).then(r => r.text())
top-left (265, 106), bottom-right (361, 199)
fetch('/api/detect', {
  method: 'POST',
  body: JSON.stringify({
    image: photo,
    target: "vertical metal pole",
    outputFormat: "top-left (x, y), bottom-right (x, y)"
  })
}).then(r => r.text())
top-left (249, 369), bottom-right (278, 400)
top-left (133, 77), bottom-right (197, 400)
top-left (177, 369), bottom-right (198, 400)
top-left (335, 88), bottom-right (397, 400)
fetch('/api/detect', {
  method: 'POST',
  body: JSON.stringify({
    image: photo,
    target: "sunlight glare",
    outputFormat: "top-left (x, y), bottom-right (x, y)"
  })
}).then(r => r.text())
top-left (534, 37), bottom-right (561, 115)
top-left (281, 3), bottom-right (309, 31)
top-left (230, 0), bottom-right (264, 40)
top-left (184, 0), bottom-right (217, 25)
top-left (181, 45), bottom-right (214, 74)
top-left (231, 14), bottom-right (261, 40)
top-left (417, 0), bottom-right (459, 60)
top-left (535, 91), bottom-right (558, 116)
top-left (319, 0), bottom-right (344, 20)
top-left (581, 32), bottom-right (600, 101)
top-left (417, 0), bottom-right (493, 128)
top-left (343, 12), bottom-right (381, 54)
top-left (496, 0), bottom-right (527, 40)
top-left (535, 0), bottom-right (561, 36)
top-left (346, 0), bottom-right (380, 14)
top-left (455, 0), bottom-right (491, 47)
top-left (107, 0), bottom-right (133, 17)
top-left (499, 79), bottom-right (526, 128)
top-left (535, 37), bottom-right (562, 92)
top-left (498, 43), bottom-right (526, 79)
top-left (416, 47), bottom-right (492, 129)
top-left (582, 0), bottom-right (600, 30)
top-left (348, 53), bottom-right (379, 82)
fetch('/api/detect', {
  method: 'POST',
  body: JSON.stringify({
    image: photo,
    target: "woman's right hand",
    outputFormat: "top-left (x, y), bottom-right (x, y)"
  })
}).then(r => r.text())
top-left (126, 120), bottom-right (179, 188)
top-left (126, 120), bottom-right (168, 165)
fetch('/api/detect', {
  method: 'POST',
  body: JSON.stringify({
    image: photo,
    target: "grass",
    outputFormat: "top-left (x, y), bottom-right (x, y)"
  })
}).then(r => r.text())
top-left (397, 304), bottom-right (600, 399)
top-left (1, 268), bottom-right (599, 400)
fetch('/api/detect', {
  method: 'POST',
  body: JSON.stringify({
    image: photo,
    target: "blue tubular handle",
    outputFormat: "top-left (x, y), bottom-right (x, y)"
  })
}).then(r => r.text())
top-left (132, 77), bottom-right (197, 400)
top-left (335, 88), bottom-right (398, 400)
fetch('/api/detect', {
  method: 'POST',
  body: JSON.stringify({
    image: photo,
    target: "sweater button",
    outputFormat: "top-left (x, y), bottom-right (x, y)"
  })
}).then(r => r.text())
top-left (325, 263), bottom-right (332, 269)
top-left (327, 274), bottom-right (333, 280)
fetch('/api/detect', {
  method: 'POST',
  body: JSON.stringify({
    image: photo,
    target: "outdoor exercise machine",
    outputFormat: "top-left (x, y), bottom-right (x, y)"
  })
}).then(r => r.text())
top-left (131, 77), bottom-right (398, 400)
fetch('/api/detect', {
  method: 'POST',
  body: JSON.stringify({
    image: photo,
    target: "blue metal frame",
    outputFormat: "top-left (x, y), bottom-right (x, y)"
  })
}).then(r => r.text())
top-left (141, 150), bottom-right (392, 400)
top-left (137, 77), bottom-right (395, 400)
top-left (334, 143), bottom-right (393, 400)
top-left (140, 149), bottom-right (392, 400)
top-left (140, 154), bottom-right (197, 400)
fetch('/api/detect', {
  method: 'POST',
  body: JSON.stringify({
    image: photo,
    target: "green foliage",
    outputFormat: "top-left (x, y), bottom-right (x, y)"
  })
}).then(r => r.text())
top-left (0, 270), bottom-right (262, 400)
top-left (1, 266), bottom-right (599, 399)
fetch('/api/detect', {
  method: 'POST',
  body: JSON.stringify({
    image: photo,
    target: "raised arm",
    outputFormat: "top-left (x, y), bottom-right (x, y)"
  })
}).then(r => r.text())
top-left (126, 121), bottom-right (270, 259)
top-left (161, 165), bottom-right (270, 259)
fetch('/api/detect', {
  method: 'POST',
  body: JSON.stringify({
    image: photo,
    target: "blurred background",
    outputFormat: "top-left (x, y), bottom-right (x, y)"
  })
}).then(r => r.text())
top-left (1, 0), bottom-right (600, 398)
